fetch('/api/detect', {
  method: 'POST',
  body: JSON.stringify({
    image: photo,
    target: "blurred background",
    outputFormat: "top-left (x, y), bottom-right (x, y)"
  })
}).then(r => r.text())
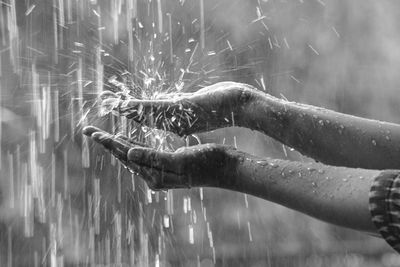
top-left (1, 0), bottom-right (400, 266)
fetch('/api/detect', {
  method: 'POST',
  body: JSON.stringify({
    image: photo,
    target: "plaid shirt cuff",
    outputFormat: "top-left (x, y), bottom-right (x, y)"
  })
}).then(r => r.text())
top-left (369, 170), bottom-right (400, 253)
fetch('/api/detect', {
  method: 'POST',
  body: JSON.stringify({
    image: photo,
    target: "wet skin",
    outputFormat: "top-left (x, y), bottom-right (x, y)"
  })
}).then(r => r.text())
top-left (83, 81), bottom-right (400, 234)
top-left (100, 81), bottom-right (400, 169)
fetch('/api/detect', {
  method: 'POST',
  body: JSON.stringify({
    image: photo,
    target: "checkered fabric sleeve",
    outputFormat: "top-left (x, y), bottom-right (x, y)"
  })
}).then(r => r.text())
top-left (369, 170), bottom-right (400, 253)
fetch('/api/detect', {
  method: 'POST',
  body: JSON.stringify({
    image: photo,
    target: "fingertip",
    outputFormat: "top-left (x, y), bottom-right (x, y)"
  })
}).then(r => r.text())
top-left (82, 125), bottom-right (101, 136)
top-left (91, 131), bottom-right (110, 146)
top-left (127, 147), bottom-right (147, 162)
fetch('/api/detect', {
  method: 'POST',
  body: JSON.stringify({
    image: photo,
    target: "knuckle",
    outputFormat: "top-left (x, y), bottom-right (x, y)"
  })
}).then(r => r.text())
top-left (239, 89), bottom-right (254, 104)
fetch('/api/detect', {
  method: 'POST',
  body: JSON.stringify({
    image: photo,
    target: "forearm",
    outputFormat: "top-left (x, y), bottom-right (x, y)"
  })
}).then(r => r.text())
top-left (241, 91), bottom-right (400, 169)
top-left (221, 150), bottom-right (380, 233)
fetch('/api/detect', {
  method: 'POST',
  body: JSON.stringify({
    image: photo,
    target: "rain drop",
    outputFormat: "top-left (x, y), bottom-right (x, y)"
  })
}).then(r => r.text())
top-left (269, 162), bottom-right (278, 168)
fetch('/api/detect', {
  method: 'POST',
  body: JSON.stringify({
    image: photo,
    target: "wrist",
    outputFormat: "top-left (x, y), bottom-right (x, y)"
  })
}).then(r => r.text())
top-left (238, 91), bottom-right (273, 132)
top-left (234, 89), bottom-right (263, 129)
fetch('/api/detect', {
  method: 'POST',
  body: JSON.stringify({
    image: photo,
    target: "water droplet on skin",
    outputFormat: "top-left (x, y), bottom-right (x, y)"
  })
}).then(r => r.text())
top-left (372, 139), bottom-right (377, 146)
top-left (385, 136), bottom-right (391, 141)
top-left (338, 125), bottom-right (345, 135)
top-left (281, 172), bottom-right (285, 177)
top-left (312, 182), bottom-right (317, 188)
top-left (342, 178), bottom-right (348, 182)
top-left (318, 169), bottom-right (324, 174)
top-left (256, 160), bottom-right (269, 167)
top-left (359, 176), bottom-right (364, 180)
top-left (269, 162), bottom-right (278, 168)
top-left (325, 176), bottom-right (330, 180)
top-left (318, 120), bottom-right (324, 126)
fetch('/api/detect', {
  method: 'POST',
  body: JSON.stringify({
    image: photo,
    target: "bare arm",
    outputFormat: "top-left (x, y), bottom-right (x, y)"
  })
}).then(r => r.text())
top-left (229, 150), bottom-right (380, 233)
top-left (83, 126), bottom-right (381, 234)
top-left (243, 91), bottom-right (400, 170)
top-left (109, 81), bottom-right (400, 170)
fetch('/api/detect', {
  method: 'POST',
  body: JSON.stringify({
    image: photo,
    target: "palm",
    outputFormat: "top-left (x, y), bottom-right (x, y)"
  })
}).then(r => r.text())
top-left (83, 126), bottom-right (238, 190)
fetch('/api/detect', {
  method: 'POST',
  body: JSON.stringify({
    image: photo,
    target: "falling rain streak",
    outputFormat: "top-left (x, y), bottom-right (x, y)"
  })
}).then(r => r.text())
top-left (0, 0), bottom-right (263, 265)
top-left (0, 0), bottom-right (388, 266)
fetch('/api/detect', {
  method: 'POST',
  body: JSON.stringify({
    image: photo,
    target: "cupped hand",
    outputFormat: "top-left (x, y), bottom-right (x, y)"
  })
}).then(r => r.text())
top-left (103, 81), bottom-right (260, 136)
top-left (83, 126), bottom-right (239, 190)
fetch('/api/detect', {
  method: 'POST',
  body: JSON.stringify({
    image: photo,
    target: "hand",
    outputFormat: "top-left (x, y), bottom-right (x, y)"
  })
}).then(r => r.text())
top-left (83, 126), bottom-right (239, 190)
top-left (103, 81), bottom-right (259, 136)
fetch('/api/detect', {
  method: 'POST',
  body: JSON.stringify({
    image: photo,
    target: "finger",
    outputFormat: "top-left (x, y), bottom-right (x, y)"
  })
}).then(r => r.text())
top-left (131, 164), bottom-right (187, 190)
top-left (118, 99), bottom-right (172, 119)
top-left (82, 125), bottom-right (103, 137)
top-left (127, 147), bottom-right (181, 174)
top-left (84, 126), bottom-right (153, 164)
top-left (127, 147), bottom-right (191, 189)
top-left (154, 92), bottom-right (192, 100)
top-left (90, 131), bottom-right (131, 163)
top-left (114, 133), bottom-right (149, 148)
top-left (84, 125), bottom-right (147, 147)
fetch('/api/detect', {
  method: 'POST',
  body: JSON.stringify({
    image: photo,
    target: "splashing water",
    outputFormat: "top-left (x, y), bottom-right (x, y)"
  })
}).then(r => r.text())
top-left (0, 0), bottom-right (397, 266)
